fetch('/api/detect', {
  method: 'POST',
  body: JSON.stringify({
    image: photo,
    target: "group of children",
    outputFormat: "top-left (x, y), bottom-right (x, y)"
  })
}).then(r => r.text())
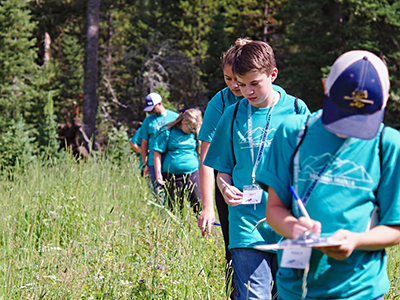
top-left (131, 39), bottom-right (400, 300)
top-left (129, 92), bottom-right (203, 213)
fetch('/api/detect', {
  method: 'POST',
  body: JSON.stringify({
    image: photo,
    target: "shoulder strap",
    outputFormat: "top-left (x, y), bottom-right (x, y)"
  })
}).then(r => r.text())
top-left (293, 115), bottom-right (310, 158)
top-left (294, 97), bottom-right (299, 114)
top-left (231, 100), bottom-right (241, 133)
top-left (231, 100), bottom-right (241, 166)
top-left (220, 90), bottom-right (225, 109)
top-left (379, 125), bottom-right (386, 176)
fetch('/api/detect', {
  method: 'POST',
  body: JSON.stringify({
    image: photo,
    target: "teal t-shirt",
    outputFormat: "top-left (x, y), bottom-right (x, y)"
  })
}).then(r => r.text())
top-left (204, 86), bottom-right (310, 250)
top-left (153, 127), bottom-right (199, 174)
top-left (198, 86), bottom-right (244, 143)
top-left (257, 110), bottom-right (400, 299)
top-left (140, 110), bottom-right (179, 166)
top-left (130, 126), bottom-right (143, 170)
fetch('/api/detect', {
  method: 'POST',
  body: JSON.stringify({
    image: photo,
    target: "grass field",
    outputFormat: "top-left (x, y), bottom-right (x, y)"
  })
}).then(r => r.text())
top-left (0, 154), bottom-right (399, 299)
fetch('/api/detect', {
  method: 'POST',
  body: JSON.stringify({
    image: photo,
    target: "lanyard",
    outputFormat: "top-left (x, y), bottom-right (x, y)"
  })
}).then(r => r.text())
top-left (293, 114), bottom-right (352, 207)
top-left (248, 102), bottom-right (274, 184)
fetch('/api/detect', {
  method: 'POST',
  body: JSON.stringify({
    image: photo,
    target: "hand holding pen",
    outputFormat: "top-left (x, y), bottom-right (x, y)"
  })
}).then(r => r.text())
top-left (218, 176), bottom-right (243, 206)
top-left (290, 186), bottom-right (321, 238)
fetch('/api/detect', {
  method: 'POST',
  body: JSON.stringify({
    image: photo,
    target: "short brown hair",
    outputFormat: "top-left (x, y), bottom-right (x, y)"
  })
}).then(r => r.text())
top-left (222, 37), bottom-right (252, 69)
top-left (232, 41), bottom-right (276, 77)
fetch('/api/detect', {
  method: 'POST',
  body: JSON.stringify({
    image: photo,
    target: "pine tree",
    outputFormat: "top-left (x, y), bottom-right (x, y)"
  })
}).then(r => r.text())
top-left (0, 0), bottom-right (38, 132)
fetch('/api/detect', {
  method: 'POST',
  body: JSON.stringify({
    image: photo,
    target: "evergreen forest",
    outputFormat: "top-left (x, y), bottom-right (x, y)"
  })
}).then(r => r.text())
top-left (1, 0), bottom-right (400, 167)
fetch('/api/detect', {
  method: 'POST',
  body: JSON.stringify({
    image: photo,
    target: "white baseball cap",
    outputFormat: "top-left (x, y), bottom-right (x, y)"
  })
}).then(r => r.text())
top-left (143, 92), bottom-right (162, 112)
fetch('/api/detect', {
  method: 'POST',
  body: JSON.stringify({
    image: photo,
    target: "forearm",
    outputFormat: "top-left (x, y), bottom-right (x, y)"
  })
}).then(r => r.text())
top-left (199, 141), bottom-right (214, 211)
top-left (199, 164), bottom-right (215, 210)
top-left (153, 151), bottom-right (162, 178)
top-left (349, 225), bottom-right (400, 251)
top-left (130, 142), bottom-right (141, 154)
top-left (266, 187), bottom-right (321, 239)
top-left (141, 139), bottom-right (149, 165)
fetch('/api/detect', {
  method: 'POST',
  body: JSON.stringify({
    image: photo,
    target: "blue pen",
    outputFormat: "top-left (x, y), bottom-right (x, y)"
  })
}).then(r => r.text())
top-left (213, 222), bottom-right (221, 226)
top-left (289, 186), bottom-right (311, 219)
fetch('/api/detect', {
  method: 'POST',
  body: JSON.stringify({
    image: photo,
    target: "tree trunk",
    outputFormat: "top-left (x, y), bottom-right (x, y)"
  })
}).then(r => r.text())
top-left (83, 0), bottom-right (100, 151)
top-left (262, 0), bottom-right (269, 42)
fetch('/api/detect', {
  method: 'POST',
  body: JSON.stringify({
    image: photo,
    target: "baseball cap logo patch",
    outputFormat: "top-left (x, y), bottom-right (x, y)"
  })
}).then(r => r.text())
top-left (344, 90), bottom-right (373, 108)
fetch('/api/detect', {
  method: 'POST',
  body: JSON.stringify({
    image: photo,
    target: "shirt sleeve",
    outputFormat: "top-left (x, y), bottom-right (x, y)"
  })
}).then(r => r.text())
top-left (203, 106), bottom-right (235, 175)
top-left (198, 91), bottom-right (224, 143)
top-left (153, 128), bottom-right (170, 154)
top-left (376, 127), bottom-right (400, 226)
top-left (131, 127), bottom-right (142, 145)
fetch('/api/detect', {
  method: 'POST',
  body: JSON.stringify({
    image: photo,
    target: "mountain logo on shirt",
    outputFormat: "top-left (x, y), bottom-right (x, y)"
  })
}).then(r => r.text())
top-left (170, 135), bottom-right (195, 145)
top-left (299, 153), bottom-right (373, 190)
top-left (238, 127), bottom-right (276, 149)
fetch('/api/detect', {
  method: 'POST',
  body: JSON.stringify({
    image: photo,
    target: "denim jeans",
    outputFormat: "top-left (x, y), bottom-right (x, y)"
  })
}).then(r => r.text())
top-left (231, 248), bottom-right (278, 300)
top-left (149, 165), bottom-right (161, 192)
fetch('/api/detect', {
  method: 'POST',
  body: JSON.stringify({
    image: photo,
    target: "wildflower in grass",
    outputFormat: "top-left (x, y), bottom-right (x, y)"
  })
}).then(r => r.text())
top-left (157, 264), bottom-right (163, 270)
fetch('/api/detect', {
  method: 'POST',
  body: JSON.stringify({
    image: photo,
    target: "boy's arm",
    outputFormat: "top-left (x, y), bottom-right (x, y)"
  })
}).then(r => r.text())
top-left (198, 142), bottom-right (216, 236)
top-left (320, 225), bottom-right (400, 261)
top-left (153, 151), bottom-right (165, 185)
top-left (266, 187), bottom-right (321, 239)
top-left (141, 139), bottom-right (149, 175)
top-left (130, 141), bottom-right (141, 154)
top-left (216, 172), bottom-right (243, 207)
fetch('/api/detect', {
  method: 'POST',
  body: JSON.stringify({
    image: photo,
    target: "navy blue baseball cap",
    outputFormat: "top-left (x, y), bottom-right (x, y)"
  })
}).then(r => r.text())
top-left (322, 50), bottom-right (390, 140)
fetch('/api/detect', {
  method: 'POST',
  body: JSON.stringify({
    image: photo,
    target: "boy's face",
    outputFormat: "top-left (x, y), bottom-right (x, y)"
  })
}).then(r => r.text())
top-left (237, 69), bottom-right (278, 108)
top-left (223, 65), bottom-right (242, 96)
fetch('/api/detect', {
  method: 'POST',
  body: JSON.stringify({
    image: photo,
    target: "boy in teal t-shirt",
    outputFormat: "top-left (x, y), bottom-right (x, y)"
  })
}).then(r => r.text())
top-left (204, 41), bottom-right (310, 300)
top-left (258, 50), bottom-right (400, 299)
top-left (130, 126), bottom-right (144, 172)
top-left (140, 93), bottom-right (179, 191)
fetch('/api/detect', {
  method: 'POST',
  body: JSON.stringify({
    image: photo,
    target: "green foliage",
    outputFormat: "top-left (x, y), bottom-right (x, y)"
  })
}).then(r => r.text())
top-left (0, 120), bottom-right (36, 173)
top-left (35, 93), bottom-right (60, 160)
top-left (104, 125), bottom-right (132, 164)
top-left (202, 7), bottom-right (231, 96)
top-left (274, 0), bottom-right (400, 127)
top-left (0, 0), bottom-right (38, 129)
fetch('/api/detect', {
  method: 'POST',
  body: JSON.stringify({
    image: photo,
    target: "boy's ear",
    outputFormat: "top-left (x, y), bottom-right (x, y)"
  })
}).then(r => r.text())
top-left (270, 68), bottom-right (278, 83)
top-left (321, 78), bottom-right (327, 94)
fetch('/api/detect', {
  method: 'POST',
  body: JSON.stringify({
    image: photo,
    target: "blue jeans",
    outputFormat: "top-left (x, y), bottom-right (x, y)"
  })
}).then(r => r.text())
top-left (276, 295), bottom-right (384, 300)
top-left (149, 165), bottom-right (163, 200)
top-left (231, 248), bottom-right (278, 300)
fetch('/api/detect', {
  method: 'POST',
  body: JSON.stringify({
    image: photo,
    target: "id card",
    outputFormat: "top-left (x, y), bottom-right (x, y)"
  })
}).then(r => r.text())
top-left (280, 247), bottom-right (312, 269)
top-left (242, 184), bottom-right (262, 205)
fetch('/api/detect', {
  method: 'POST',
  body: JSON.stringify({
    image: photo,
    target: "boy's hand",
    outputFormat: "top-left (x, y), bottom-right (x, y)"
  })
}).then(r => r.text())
top-left (198, 208), bottom-right (215, 237)
top-left (293, 216), bottom-right (321, 239)
top-left (316, 229), bottom-right (357, 260)
top-left (222, 185), bottom-right (243, 206)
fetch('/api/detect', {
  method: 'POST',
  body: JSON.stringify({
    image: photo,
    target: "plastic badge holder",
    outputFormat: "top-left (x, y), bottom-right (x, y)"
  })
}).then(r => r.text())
top-left (254, 231), bottom-right (347, 251)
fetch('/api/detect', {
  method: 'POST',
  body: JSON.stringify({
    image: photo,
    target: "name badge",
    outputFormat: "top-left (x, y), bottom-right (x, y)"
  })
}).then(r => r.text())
top-left (280, 247), bottom-right (312, 269)
top-left (242, 184), bottom-right (262, 205)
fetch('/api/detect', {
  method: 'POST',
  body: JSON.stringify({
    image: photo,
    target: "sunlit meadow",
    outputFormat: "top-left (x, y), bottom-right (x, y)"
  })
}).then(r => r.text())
top-left (0, 153), bottom-right (399, 299)
top-left (0, 153), bottom-right (227, 299)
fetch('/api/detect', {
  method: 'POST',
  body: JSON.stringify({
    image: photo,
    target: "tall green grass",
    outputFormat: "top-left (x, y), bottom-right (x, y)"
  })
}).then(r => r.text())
top-left (1, 153), bottom-right (399, 299)
top-left (0, 154), bottom-right (226, 299)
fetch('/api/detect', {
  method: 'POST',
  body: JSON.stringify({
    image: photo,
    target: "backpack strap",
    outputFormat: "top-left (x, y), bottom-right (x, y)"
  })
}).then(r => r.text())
top-left (293, 115), bottom-right (310, 158)
top-left (231, 99), bottom-right (241, 166)
top-left (294, 97), bottom-right (299, 114)
top-left (379, 125), bottom-right (385, 172)
top-left (220, 90), bottom-right (225, 109)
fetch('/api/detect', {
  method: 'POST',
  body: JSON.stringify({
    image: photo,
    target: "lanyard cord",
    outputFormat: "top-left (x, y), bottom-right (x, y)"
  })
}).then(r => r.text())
top-left (248, 102), bottom-right (275, 184)
top-left (294, 114), bottom-right (352, 206)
